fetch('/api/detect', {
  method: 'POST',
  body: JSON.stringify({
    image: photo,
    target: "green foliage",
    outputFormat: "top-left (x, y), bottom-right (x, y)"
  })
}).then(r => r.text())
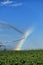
top-left (0, 50), bottom-right (43, 65)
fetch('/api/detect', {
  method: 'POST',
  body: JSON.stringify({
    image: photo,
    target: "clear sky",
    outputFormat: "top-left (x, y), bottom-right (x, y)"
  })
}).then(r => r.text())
top-left (0, 0), bottom-right (43, 50)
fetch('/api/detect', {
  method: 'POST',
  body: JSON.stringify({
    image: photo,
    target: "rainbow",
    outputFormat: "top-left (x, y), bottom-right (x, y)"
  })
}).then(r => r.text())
top-left (14, 28), bottom-right (33, 50)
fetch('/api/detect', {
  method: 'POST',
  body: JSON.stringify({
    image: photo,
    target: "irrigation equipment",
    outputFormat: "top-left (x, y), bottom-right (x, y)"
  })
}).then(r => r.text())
top-left (0, 22), bottom-right (24, 50)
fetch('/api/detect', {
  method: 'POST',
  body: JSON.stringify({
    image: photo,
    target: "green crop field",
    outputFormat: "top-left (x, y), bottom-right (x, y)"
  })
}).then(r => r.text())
top-left (0, 50), bottom-right (43, 65)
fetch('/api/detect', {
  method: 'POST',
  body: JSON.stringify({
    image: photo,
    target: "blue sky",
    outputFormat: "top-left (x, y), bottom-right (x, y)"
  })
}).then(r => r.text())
top-left (0, 0), bottom-right (43, 50)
